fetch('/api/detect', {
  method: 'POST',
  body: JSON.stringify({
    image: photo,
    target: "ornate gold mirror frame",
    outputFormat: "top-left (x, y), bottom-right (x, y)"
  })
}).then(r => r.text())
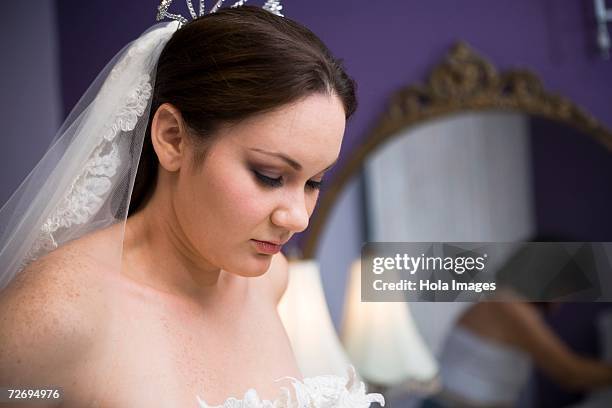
top-left (302, 42), bottom-right (612, 258)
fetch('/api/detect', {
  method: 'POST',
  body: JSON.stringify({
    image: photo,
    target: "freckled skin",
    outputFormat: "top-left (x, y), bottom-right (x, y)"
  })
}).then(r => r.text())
top-left (0, 93), bottom-right (346, 407)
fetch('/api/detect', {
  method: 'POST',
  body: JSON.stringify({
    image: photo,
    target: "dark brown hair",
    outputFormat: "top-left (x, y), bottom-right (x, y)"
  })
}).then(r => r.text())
top-left (127, 6), bottom-right (357, 216)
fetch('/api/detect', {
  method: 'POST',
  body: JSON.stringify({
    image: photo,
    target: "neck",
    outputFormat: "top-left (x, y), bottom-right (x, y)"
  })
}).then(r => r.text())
top-left (121, 189), bottom-right (237, 304)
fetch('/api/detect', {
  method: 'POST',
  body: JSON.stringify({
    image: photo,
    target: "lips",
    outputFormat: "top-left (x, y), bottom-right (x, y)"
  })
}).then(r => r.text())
top-left (251, 239), bottom-right (283, 255)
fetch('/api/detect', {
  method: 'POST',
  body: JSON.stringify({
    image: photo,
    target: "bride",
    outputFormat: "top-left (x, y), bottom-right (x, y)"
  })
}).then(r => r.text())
top-left (0, 2), bottom-right (384, 407)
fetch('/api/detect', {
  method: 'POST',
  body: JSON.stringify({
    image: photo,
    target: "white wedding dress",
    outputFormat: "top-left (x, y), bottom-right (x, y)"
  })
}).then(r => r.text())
top-left (196, 366), bottom-right (385, 407)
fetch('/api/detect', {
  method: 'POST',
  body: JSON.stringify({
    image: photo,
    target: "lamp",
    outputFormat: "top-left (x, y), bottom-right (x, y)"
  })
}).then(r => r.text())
top-left (277, 259), bottom-right (353, 377)
top-left (341, 259), bottom-right (439, 395)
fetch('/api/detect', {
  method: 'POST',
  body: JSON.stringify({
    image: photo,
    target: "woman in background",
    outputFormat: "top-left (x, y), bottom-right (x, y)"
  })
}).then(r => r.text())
top-left (423, 239), bottom-right (612, 407)
top-left (426, 300), bottom-right (612, 407)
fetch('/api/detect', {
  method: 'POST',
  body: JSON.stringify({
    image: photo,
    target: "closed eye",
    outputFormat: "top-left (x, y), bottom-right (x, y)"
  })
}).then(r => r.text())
top-left (253, 171), bottom-right (282, 187)
top-left (253, 171), bottom-right (322, 190)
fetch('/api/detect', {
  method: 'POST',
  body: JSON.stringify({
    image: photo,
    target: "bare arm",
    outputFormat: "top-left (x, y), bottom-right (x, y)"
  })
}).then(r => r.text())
top-left (0, 253), bottom-right (98, 406)
top-left (500, 302), bottom-right (612, 391)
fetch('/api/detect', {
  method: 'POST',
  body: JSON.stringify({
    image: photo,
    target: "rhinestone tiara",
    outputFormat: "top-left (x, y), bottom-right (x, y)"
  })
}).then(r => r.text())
top-left (156, 0), bottom-right (283, 26)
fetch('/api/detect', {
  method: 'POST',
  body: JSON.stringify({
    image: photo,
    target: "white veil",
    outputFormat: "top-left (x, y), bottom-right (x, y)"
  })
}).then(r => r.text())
top-left (0, 21), bottom-right (180, 290)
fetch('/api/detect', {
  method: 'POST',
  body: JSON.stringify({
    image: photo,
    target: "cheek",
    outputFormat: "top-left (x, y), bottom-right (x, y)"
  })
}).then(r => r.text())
top-left (187, 163), bottom-right (278, 275)
top-left (209, 176), bottom-right (265, 224)
top-left (180, 158), bottom-right (271, 239)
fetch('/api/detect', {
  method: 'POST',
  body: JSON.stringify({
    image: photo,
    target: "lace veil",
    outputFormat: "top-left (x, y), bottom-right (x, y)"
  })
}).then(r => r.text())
top-left (0, 21), bottom-right (180, 290)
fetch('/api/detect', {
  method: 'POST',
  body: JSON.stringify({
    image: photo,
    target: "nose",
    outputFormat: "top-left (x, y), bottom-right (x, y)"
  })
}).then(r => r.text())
top-left (271, 189), bottom-right (310, 234)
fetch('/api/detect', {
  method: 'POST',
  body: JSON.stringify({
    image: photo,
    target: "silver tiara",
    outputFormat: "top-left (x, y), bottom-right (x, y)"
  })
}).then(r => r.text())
top-left (157, 0), bottom-right (283, 26)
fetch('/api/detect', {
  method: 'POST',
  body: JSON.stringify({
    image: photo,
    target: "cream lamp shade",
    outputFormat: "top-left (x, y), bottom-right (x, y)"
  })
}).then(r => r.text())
top-left (341, 259), bottom-right (439, 388)
top-left (278, 259), bottom-right (353, 377)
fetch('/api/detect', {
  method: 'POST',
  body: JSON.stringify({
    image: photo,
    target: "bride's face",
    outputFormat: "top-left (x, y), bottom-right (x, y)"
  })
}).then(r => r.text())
top-left (174, 93), bottom-right (346, 277)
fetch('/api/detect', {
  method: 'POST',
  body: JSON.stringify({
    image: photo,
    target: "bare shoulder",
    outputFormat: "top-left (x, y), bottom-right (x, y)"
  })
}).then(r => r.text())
top-left (0, 231), bottom-right (112, 386)
top-left (493, 301), bottom-right (544, 328)
top-left (464, 300), bottom-right (542, 324)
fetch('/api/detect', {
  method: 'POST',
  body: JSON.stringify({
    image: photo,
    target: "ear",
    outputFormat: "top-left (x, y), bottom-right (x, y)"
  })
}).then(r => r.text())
top-left (150, 103), bottom-right (189, 172)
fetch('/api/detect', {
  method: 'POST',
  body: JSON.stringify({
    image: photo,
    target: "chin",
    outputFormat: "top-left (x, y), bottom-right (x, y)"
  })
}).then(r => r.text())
top-left (228, 252), bottom-right (272, 278)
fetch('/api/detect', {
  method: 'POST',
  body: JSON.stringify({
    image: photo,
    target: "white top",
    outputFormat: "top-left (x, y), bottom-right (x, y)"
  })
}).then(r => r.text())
top-left (438, 326), bottom-right (531, 406)
top-left (196, 366), bottom-right (385, 407)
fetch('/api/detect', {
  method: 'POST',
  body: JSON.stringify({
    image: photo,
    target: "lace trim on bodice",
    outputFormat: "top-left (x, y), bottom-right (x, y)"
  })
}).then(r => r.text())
top-left (196, 366), bottom-right (385, 408)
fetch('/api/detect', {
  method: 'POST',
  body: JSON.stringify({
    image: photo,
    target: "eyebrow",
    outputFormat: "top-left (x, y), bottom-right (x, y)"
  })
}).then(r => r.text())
top-left (249, 148), bottom-right (338, 173)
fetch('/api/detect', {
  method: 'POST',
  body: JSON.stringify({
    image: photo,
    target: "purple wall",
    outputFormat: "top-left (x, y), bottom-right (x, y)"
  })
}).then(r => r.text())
top-left (0, 3), bottom-right (61, 207)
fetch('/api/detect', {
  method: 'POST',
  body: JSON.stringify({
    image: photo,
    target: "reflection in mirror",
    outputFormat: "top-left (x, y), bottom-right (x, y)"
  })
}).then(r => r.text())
top-left (363, 111), bottom-right (612, 359)
top-left (363, 111), bottom-right (534, 377)
top-left (365, 111), bottom-right (534, 245)
top-left (314, 110), bottom-right (612, 405)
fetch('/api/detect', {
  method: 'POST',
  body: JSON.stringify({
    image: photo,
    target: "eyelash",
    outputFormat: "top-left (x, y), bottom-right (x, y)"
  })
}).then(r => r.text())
top-left (253, 171), bottom-right (322, 190)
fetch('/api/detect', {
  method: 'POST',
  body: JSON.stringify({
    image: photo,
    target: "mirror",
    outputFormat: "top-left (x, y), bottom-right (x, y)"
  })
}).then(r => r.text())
top-left (360, 110), bottom-right (612, 355)
top-left (305, 42), bottom-right (612, 405)
top-left (364, 111), bottom-right (612, 244)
